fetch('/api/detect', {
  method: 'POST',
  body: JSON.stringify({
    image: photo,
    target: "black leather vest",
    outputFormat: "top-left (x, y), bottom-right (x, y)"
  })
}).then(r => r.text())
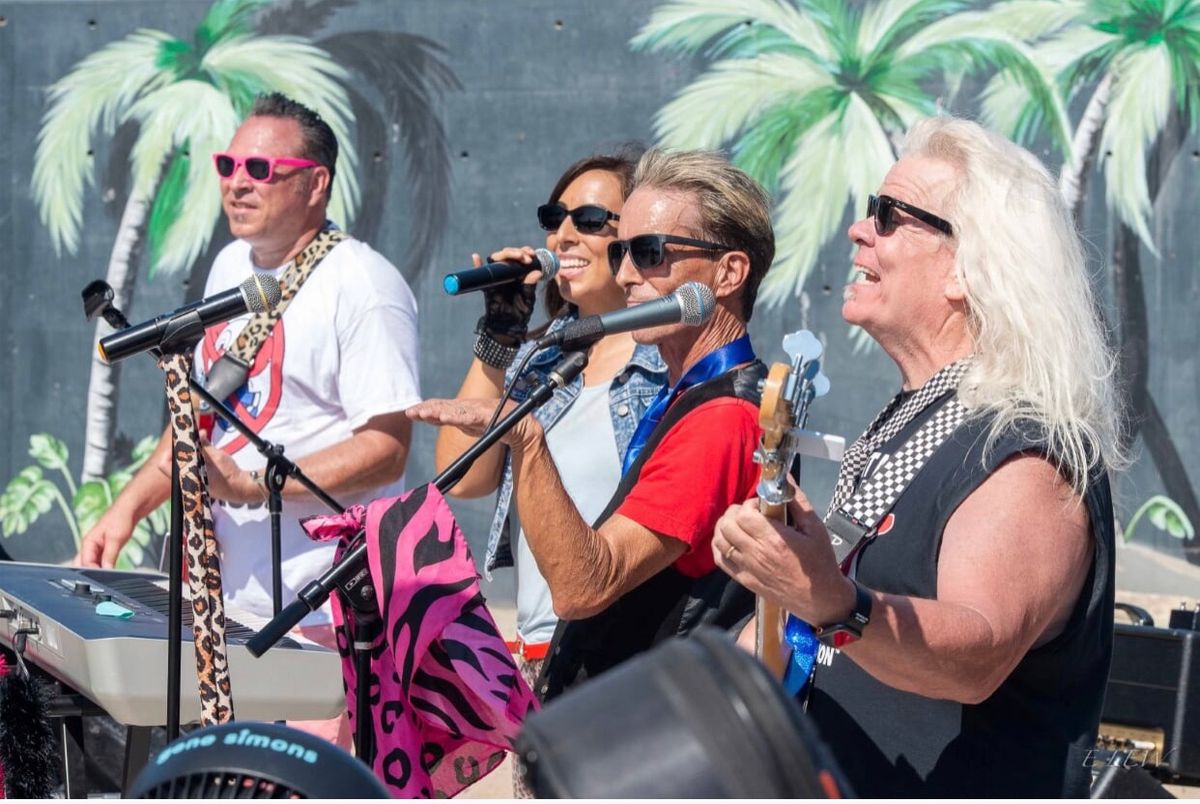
top-left (807, 396), bottom-right (1115, 797)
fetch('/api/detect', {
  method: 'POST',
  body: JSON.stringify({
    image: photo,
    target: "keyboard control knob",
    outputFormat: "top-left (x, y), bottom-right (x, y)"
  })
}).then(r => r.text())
top-left (72, 581), bottom-right (93, 597)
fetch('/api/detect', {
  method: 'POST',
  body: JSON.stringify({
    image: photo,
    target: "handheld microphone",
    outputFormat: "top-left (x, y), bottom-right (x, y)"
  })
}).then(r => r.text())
top-left (537, 281), bottom-right (716, 351)
top-left (97, 274), bottom-right (282, 364)
top-left (442, 248), bottom-right (559, 295)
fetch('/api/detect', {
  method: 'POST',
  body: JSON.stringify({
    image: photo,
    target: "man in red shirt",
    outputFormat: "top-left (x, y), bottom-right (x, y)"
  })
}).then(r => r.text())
top-left (409, 148), bottom-right (774, 698)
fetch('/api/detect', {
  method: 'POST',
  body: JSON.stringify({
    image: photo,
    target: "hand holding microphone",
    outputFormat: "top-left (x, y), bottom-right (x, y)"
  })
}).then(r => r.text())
top-left (443, 246), bottom-right (559, 295)
top-left (461, 246), bottom-right (559, 370)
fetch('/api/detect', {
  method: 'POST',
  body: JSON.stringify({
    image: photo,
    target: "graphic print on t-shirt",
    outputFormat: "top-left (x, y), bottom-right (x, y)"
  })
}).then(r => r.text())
top-left (199, 319), bottom-right (286, 455)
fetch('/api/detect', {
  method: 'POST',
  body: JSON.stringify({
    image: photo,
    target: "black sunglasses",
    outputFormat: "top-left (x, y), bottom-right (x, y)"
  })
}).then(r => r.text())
top-left (607, 233), bottom-right (734, 274)
top-left (868, 194), bottom-right (953, 236)
top-left (537, 202), bottom-right (620, 234)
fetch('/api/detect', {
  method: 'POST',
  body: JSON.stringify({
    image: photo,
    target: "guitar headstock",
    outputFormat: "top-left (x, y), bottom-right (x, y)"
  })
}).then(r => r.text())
top-left (755, 330), bottom-right (830, 505)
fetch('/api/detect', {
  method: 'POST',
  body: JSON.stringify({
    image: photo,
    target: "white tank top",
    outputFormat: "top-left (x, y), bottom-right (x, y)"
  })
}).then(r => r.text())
top-left (515, 379), bottom-right (620, 643)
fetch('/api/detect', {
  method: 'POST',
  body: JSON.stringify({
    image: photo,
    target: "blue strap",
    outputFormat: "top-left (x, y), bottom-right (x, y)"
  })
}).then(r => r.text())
top-left (620, 335), bottom-right (756, 476)
top-left (782, 615), bottom-right (819, 696)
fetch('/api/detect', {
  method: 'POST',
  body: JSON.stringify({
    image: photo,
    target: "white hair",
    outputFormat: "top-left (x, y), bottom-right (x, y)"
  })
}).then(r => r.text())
top-left (903, 116), bottom-right (1124, 489)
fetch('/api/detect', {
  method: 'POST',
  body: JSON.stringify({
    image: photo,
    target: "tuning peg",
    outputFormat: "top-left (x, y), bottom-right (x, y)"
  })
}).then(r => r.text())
top-left (782, 330), bottom-right (823, 363)
top-left (812, 372), bottom-right (831, 398)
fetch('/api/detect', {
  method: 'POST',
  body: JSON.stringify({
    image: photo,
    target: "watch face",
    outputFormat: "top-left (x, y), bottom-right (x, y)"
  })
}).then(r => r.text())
top-left (831, 630), bottom-right (859, 649)
top-left (816, 624), bottom-right (861, 648)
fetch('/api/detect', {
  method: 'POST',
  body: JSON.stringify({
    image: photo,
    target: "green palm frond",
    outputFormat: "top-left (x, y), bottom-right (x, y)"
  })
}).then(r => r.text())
top-left (1164, 23), bottom-right (1200, 123)
top-left (760, 95), bottom-right (896, 304)
top-left (1100, 45), bottom-right (1173, 249)
top-left (895, 15), bottom-right (1074, 152)
top-left (653, 54), bottom-right (835, 150)
top-left (632, 0), bottom-right (836, 62)
top-left (980, 21), bottom-right (1113, 143)
top-left (126, 80), bottom-right (240, 276)
top-left (732, 87), bottom-right (846, 191)
top-left (1039, 22), bottom-right (1116, 82)
top-left (31, 29), bottom-right (175, 255)
top-left (859, 0), bottom-right (971, 57)
top-left (974, 0), bottom-right (1086, 42)
top-left (146, 151), bottom-right (191, 272)
top-left (197, 0), bottom-right (275, 47)
top-left (1059, 36), bottom-right (1123, 88)
top-left (980, 70), bottom-right (1050, 144)
top-left (201, 35), bottom-right (360, 227)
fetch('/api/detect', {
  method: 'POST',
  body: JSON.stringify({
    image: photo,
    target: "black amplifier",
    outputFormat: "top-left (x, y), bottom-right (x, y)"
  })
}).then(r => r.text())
top-left (1099, 623), bottom-right (1199, 781)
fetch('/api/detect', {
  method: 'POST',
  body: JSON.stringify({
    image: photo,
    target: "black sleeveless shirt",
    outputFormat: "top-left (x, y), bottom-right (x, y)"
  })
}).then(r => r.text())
top-left (535, 362), bottom-right (765, 702)
top-left (808, 394), bottom-right (1115, 797)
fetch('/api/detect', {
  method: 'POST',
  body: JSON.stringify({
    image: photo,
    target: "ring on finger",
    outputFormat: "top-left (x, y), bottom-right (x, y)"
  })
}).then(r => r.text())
top-left (724, 544), bottom-right (737, 560)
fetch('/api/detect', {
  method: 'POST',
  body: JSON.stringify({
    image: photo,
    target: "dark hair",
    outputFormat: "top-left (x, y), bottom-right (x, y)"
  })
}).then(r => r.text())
top-left (633, 149), bottom-right (774, 322)
top-left (538, 144), bottom-right (645, 323)
top-left (251, 93), bottom-right (338, 197)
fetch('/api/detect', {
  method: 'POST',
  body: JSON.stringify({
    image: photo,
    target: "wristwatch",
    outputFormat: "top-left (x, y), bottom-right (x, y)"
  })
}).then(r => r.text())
top-left (814, 580), bottom-right (872, 648)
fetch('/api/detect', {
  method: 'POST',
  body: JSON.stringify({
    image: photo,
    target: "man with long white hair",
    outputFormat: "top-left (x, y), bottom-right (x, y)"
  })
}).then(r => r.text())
top-left (713, 116), bottom-right (1120, 797)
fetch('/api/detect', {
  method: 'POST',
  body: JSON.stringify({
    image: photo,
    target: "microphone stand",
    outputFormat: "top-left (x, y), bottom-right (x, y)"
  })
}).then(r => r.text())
top-left (81, 283), bottom-right (344, 741)
top-left (246, 349), bottom-right (589, 762)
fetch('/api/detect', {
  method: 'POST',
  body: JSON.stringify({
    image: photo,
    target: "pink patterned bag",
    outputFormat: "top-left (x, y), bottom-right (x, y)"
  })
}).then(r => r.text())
top-left (303, 484), bottom-right (538, 798)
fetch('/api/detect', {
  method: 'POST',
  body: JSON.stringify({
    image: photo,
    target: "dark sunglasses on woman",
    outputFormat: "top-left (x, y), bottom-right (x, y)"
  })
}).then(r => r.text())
top-left (867, 194), bottom-right (953, 236)
top-left (537, 202), bottom-right (620, 234)
top-left (607, 233), bottom-right (734, 274)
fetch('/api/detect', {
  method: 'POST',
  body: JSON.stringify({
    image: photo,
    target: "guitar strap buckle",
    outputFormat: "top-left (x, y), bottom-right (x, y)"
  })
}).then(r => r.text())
top-left (826, 510), bottom-right (870, 566)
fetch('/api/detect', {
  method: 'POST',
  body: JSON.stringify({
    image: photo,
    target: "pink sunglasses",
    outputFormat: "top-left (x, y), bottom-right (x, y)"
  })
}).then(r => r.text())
top-left (212, 153), bottom-right (320, 182)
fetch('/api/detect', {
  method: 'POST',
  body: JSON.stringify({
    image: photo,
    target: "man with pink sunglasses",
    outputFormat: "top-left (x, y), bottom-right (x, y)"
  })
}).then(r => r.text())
top-left (77, 94), bottom-right (422, 747)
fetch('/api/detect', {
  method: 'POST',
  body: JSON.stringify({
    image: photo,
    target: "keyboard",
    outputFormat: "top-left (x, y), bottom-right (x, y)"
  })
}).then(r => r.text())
top-left (0, 562), bottom-right (344, 726)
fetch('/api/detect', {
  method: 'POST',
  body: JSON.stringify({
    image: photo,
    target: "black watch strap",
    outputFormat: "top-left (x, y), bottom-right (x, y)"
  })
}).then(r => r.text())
top-left (814, 580), bottom-right (872, 648)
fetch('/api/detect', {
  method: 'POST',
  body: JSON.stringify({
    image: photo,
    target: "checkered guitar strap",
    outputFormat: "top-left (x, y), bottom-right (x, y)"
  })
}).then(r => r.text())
top-left (825, 359), bottom-right (971, 565)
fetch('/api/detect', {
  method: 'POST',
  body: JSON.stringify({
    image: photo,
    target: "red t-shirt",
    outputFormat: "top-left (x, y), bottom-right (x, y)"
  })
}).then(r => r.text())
top-left (616, 397), bottom-right (761, 578)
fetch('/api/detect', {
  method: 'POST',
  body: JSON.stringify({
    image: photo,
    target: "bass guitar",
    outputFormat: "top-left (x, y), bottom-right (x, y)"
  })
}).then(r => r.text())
top-left (752, 330), bottom-right (836, 678)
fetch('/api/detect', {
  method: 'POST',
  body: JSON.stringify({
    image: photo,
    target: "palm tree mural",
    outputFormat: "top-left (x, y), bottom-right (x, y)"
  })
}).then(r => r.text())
top-left (632, 0), bottom-right (1071, 308)
top-left (980, 0), bottom-right (1200, 561)
top-left (33, 0), bottom-right (360, 483)
top-left (32, 0), bottom-right (458, 492)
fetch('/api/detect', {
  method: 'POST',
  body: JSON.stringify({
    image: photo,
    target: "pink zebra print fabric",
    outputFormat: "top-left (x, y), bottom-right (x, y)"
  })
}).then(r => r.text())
top-left (302, 484), bottom-right (538, 798)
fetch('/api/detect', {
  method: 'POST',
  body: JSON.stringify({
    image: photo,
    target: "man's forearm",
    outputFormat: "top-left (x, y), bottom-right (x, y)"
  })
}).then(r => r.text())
top-left (838, 591), bottom-right (1026, 704)
top-left (509, 436), bottom-right (621, 617)
top-left (273, 414), bottom-right (411, 501)
top-left (117, 431), bottom-right (173, 518)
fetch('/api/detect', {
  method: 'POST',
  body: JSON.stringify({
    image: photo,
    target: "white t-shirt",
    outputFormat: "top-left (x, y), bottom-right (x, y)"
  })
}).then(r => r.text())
top-left (515, 379), bottom-right (620, 643)
top-left (194, 236), bottom-right (422, 624)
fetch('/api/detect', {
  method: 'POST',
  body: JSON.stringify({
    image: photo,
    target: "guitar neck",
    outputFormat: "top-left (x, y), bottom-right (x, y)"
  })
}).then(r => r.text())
top-left (755, 498), bottom-right (788, 678)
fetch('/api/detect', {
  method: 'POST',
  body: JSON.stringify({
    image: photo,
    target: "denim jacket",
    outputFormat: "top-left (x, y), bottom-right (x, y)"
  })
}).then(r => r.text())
top-left (484, 312), bottom-right (668, 576)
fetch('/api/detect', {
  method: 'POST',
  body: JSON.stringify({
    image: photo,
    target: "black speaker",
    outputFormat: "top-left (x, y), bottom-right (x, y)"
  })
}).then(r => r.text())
top-left (515, 626), bottom-right (848, 798)
top-left (128, 721), bottom-right (389, 798)
top-left (1101, 624), bottom-right (1200, 781)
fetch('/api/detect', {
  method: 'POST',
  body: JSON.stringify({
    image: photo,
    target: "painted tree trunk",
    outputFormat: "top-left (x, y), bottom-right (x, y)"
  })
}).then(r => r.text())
top-left (1110, 108), bottom-right (1200, 563)
top-left (1059, 72), bottom-right (1111, 224)
top-left (80, 186), bottom-right (152, 482)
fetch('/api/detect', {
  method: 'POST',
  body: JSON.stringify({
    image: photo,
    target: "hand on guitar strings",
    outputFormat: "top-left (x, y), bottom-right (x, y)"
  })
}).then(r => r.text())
top-left (712, 490), bottom-right (857, 628)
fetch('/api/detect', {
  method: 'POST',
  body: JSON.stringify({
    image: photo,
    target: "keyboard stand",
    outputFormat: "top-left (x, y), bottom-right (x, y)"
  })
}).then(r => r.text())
top-left (41, 672), bottom-right (153, 797)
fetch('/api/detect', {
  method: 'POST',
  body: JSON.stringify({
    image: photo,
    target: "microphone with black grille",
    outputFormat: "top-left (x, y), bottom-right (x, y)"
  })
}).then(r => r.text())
top-left (97, 274), bottom-right (282, 363)
top-left (535, 281), bottom-right (716, 351)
